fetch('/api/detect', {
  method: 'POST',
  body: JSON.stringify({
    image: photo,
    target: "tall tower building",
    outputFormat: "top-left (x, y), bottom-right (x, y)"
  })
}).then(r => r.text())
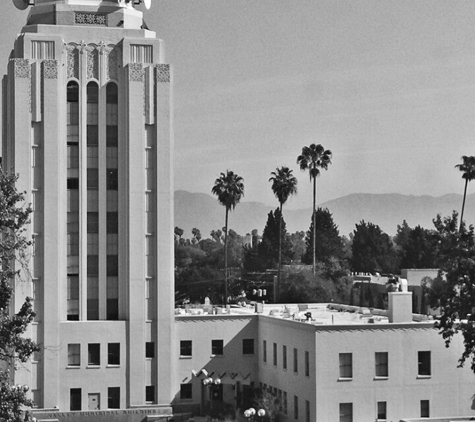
top-left (2, 0), bottom-right (175, 417)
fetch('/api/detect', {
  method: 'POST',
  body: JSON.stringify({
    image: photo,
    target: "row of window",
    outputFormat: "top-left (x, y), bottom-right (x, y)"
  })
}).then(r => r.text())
top-left (70, 386), bottom-right (156, 411)
top-left (67, 342), bottom-right (155, 367)
top-left (339, 400), bottom-right (430, 421)
top-left (67, 170), bottom-right (118, 190)
top-left (338, 351), bottom-right (431, 379)
top-left (179, 339), bottom-right (254, 357)
top-left (262, 341), bottom-right (310, 376)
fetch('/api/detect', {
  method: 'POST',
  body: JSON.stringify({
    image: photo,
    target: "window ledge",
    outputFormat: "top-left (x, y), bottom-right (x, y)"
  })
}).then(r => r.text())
top-left (338, 377), bottom-right (353, 382)
top-left (66, 365), bottom-right (80, 369)
top-left (106, 364), bottom-right (120, 368)
top-left (417, 375), bottom-right (431, 379)
top-left (210, 354), bottom-right (224, 358)
top-left (87, 365), bottom-right (101, 369)
top-left (179, 356), bottom-right (192, 359)
top-left (374, 376), bottom-right (388, 380)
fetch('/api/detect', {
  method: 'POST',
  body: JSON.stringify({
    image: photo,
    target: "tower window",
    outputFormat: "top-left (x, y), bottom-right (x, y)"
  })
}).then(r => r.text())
top-left (146, 342), bottom-right (155, 358)
top-left (67, 178), bottom-right (79, 190)
top-left (107, 169), bottom-right (118, 190)
top-left (145, 385), bottom-right (155, 402)
top-left (67, 275), bottom-right (79, 321)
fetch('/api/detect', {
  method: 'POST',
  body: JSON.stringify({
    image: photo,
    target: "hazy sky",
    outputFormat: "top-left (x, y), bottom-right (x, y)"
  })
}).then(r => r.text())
top-left (2, 1), bottom-right (475, 210)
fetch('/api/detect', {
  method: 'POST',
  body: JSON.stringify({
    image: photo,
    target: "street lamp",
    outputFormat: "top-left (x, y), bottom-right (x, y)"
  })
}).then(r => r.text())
top-left (202, 377), bottom-right (222, 413)
top-left (244, 407), bottom-right (265, 422)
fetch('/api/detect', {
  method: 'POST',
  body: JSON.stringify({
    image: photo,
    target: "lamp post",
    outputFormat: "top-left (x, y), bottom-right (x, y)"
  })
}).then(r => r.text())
top-left (202, 377), bottom-right (222, 414)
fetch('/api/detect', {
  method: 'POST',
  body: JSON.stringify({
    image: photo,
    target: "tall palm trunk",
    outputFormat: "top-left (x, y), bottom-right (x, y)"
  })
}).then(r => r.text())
top-left (277, 202), bottom-right (283, 302)
top-left (460, 178), bottom-right (469, 232)
top-left (312, 174), bottom-right (317, 274)
top-left (224, 207), bottom-right (229, 306)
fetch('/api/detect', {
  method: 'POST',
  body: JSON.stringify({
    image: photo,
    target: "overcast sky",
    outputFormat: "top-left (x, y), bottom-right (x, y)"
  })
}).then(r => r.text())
top-left (2, 1), bottom-right (475, 210)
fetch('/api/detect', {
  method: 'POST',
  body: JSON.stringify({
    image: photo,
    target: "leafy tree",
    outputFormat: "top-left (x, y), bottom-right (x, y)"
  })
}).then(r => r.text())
top-left (0, 169), bottom-right (40, 422)
top-left (297, 144), bottom-right (332, 274)
top-left (210, 229), bottom-right (223, 244)
top-left (211, 170), bottom-right (244, 306)
top-left (288, 231), bottom-right (306, 262)
top-left (425, 212), bottom-right (475, 371)
top-left (174, 226), bottom-right (184, 244)
top-left (394, 221), bottom-right (438, 269)
top-left (269, 166), bottom-right (297, 300)
top-left (191, 227), bottom-right (202, 245)
top-left (302, 208), bottom-right (345, 266)
top-left (251, 388), bottom-right (280, 422)
top-left (455, 156), bottom-right (475, 231)
top-left (351, 221), bottom-right (398, 274)
top-left (244, 209), bottom-right (293, 272)
top-left (280, 266), bottom-right (352, 304)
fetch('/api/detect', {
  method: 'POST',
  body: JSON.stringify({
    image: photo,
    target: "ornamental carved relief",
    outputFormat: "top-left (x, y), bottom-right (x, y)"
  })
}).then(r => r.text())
top-left (106, 46), bottom-right (119, 81)
top-left (64, 44), bottom-right (79, 79)
top-left (155, 64), bottom-right (170, 83)
top-left (43, 60), bottom-right (58, 79)
top-left (13, 59), bottom-right (30, 78)
top-left (86, 47), bottom-right (99, 80)
top-left (75, 13), bottom-right (106, 26)
top-left (129, 63), bottom-right (144, 82)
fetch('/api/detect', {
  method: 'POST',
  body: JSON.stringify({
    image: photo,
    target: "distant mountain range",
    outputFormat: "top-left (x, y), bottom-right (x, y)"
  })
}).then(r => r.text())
top-left (174, 190), bottom-right (475, 238)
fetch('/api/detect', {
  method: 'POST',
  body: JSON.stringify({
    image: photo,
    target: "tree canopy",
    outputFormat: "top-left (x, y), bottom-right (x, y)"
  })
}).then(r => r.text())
top-left (0, 169), bottom-right (39, 421)
top-left (351, 220), bottom-right (398, 274)
top-left (302, 208), bottom-right (345, 265)
top-left (425, 212), bottom-right (475, 371)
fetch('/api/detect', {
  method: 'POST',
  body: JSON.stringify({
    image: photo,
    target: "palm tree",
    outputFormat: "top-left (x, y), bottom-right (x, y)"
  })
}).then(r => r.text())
top-left (269, 166), bottom-right (297, 300)
top-left (455, 155), bottom-right (475, 231)
top-left (211, 170), bottom-right (244, 306)
top-left (297, 144), bottom-right (332, 273)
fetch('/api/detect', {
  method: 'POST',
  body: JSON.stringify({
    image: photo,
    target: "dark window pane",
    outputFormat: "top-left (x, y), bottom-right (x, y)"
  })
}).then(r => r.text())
top-left (87, 82), bottom-right (99, 103)
top-left (243, 339), bottom-right (254, 355)
top-left (107, 299), bottom-right (119, 321)
top-left (87, 169), bottom-right (98, 189)
top-left (67, 178), bottom-right (79, 190)
top-left (146, 342), bottom-right (155, 358)
top-left (107, 83), bottom-right (118, 104)
top-left (107, 126), bottom-right (118, 147)
top-left (180, 340), bottom-right (192, 356)
top-left (180, 384), bottom-right (192, 400)
top-left (108, 387), bottom-right (120, 409)
top-left (87, 125), bottom-right (99, 146)
top-left (421, 400), bottom-right (430, 417)
top-left (107, 255), bottom-right (118, 277)
top-left (88, 344), bottom-right (100, 366)
top-left (212, 340), bottom-right (223, 356)
top-left (107, 169), bottom-right (118, 190)
top-left (87, 212), bottom-right (99, 233)
top-left (145, 385), bottom-right (155, 402)
top-left (87, 255), bottom-right (99, 276)
top-left (70, 388), bottom-right (81, 411)
top-left (67, 82), bottom-right (79, 103)
top-left (107, 212), bottom-right (118, 234)
top-left (418, 351), bottom-right (431, 376)
top-left (108, 343), bottom-right (120, 365)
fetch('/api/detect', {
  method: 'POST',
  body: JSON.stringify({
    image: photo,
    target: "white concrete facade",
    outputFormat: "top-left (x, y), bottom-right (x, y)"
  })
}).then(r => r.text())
top-left (174, 300), bottom-right (475, 422)
top-left (3, 0), bottom-right (174, 417)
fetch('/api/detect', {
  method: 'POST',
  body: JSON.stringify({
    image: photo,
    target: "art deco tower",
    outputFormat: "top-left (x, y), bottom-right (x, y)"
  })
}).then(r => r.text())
top-left (2, 0), bottom-right (175, 415)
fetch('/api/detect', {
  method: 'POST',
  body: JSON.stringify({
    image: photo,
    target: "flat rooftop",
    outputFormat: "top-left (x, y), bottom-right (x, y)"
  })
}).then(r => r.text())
top-left (175, 302), bottom-right (434, 325)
